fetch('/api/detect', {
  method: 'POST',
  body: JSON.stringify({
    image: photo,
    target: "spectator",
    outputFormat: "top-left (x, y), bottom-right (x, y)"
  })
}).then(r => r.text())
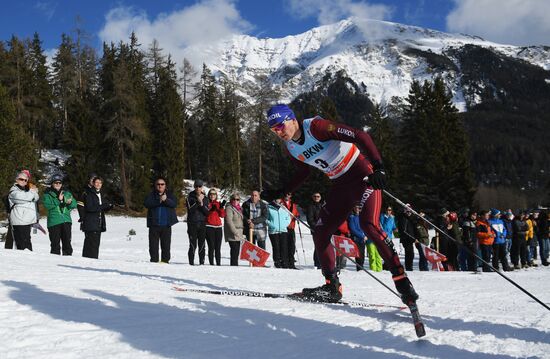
top-left (397, 205), bottom-right (416, 271)
top-left (380, 206), bottom-right (397, 245)
top-left (42, 174), bottom-right (77, 255)
top-left (242, 190), bottom-right (268, 250)
top-left (82, 176), bottom-right (113, 259)
top-left (205, 189), bottom-right (226, 266)
top-left (306, 192), bottom-right (324, 269)
top-left (502, 210), bottom-right (514, 256)
top-left (413, 211), bottom-right (430, 271)
top-left (435, 209), bottom-right (461, 271)
top-left (476, 210), bottom-right (495, 272)
top-left (224, 193), bottom-right (244, 266)
top-left (538, 211), bottom-right (549, 266)
top-left (186, 180), bottom-right (209, 265)
top-left (489, 209), bottom-right (512, 271)
top-left (348, 202), bottom-right (382, 271)
top-left (526, 213), bottom-right (538, 266)
top-left (77, 172), bottom-right (98, 231)
top-left (460, 210), bottom-right (479, 272)
top-left (7, 170), bottom-right (39, 250)
top-left (511, 212), bottom-right (529, 269)
top-left (282, 192), bottom-right (300, 269)
top-left (144, 177), bottom-right (178, 263)
top-left (267, 198), bottom-right (291, 268)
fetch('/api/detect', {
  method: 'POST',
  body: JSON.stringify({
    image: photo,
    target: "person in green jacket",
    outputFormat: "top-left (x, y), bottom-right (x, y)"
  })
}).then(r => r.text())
top-left (42, 174), bottom-right (77, 255)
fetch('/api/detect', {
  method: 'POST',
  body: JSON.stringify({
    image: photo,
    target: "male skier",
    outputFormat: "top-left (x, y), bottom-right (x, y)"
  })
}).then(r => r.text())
top-left (265, 104), bottom-right (418, 305)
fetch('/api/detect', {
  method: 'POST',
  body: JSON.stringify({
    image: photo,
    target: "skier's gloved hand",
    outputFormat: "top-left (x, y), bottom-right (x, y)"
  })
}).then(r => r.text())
top-left (220, 200), bottom-right (227, 208)
top-left (261, 188), bottom-right (283, 203)
top-left (366, 161), bottom-right (387, 190)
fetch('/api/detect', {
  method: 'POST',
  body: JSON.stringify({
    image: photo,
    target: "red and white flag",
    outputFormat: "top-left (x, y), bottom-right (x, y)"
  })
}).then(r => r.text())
top-left (240, 241), bottom-right (270, 267)
top-left (420, 243), bottom-right (447, 271)
top-left (332, 235), bottom-right (360, 257)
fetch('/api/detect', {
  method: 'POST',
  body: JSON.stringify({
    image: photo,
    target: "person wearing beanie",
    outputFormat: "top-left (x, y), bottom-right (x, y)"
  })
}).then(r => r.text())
top-left (263, 103), bottom-right (418, 305)
top-left (6, 171), bottom-right (39, 250)
top-left (42, 174), bottom-right (77, 255)
top-left (81, 176), bottom-right (114, 259)
top-left (186, 179), bottom-right (209, 265)
top-left (489, 209), bottom-right (512, 271)
top-left (511, 212), bottom-right (529, 269)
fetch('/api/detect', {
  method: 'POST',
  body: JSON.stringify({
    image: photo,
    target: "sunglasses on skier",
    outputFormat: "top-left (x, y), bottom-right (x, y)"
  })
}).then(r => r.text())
top-left (270, 120), bottom-right (288, 132)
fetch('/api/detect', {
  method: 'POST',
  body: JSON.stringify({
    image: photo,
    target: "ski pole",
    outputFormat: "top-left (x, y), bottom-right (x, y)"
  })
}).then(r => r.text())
top-left (297, 221), bottom-right (307, 265)
top-left (275, 202), bottom-right (400, 299)
top-left (383, 189), bottom-right (550, 312)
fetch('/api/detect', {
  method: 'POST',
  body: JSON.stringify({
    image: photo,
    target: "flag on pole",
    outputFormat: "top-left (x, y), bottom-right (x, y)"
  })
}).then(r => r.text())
top-left (240, 240), bottom-right (270, 267)
top-left (332, 235), bottom-right (360, 257)
top-left (420, 243), bottom-right (447, 271)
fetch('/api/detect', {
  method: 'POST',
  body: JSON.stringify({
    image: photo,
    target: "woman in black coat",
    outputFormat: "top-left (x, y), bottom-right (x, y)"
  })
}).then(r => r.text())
top-left (82, 177), bottom-right (113, 259)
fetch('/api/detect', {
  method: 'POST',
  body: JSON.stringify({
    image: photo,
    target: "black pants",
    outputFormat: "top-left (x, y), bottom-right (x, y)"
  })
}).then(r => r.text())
top-left (402, 241), bottom-right (414, 271)
top-left (511, 237), bottom-right (528, 266)
top-left (83, 231), bottom-right (102, 259)
top-left (149, 226), bottom-right (172, 263)
top-left (465, 242), bottom-right (478, 271)
top-left (492, 243), bottom-right (510, 270)
top-left (355, 240), bottom-right (366, 271)
top-left (49, 222), bottom-right (73, 255)
top-left (228, 241), bottom-right (241, 266)
top-left (480, 244), bottom-right (493, 271)
top-left (188, 222), bottom-right (206, 265)
top-left (206, 227), bottom-right (223, 265)
top-left (287, 228), bottom-right (296, 267)
top-left (269, 232), bottom-right (289, 268)
top-left (13, 225), bottom-right (32, 251)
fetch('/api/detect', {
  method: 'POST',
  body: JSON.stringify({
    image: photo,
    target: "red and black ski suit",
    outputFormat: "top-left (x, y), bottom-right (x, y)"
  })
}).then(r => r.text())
top-left (283, 117), bottom-right (403, 278)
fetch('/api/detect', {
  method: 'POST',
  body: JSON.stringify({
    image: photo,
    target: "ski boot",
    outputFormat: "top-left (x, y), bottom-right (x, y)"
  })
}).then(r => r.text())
top-left (392, 270), bottom-right (419, 305)
top-left (301, 274), bottom-right (343, 303)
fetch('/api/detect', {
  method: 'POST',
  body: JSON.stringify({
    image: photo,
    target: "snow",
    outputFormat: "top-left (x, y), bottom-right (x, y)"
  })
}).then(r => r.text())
top-left (1, 214), bottom-right (549, 358)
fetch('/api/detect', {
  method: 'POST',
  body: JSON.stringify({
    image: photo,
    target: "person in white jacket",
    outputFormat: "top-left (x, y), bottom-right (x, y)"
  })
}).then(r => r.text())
top-left (8, 171), bottom-right (39, 250)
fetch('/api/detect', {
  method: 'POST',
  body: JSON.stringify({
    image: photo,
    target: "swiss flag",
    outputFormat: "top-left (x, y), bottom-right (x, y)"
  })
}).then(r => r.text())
top-left (420, 243), bottom-right (447, 271)
top-left (332, 235), bottom-right (360, 257)
top-left (240, 241), bottom-right (270, 267)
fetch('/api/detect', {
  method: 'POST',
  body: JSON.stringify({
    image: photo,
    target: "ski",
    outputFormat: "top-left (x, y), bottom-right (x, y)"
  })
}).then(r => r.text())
top-left (173, 286), bottom-right (406, 310)
top-left (406, 300), bottom-right (426, 337)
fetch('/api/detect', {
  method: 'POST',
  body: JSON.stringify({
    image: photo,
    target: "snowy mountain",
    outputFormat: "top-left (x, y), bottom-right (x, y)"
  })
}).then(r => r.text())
top-left (1, 214), bottom-right (550, 358)
top-left (184, 17), bottom-right (550, 111)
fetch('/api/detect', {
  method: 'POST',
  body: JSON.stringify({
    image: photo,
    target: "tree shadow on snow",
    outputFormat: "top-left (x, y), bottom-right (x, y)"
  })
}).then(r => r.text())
top-left (3, 280), bottom-right (525, 359)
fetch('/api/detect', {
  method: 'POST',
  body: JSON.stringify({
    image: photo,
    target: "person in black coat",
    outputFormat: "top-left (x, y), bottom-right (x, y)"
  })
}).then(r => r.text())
top-left (144, 177), bottom-right (179, 263)
top-left (186, 180), bottom-right (209, 265)
top-left (397, 206), bottom-right (416, 271)
top-left (82, 177), bottom-right (113, 259)
top-left (306, 192), bottom-right (324, 268)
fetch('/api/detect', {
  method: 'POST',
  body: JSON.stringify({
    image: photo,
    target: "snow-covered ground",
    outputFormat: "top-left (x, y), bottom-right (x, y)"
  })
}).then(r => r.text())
top-left (1, 214), bottom-right (549, 358)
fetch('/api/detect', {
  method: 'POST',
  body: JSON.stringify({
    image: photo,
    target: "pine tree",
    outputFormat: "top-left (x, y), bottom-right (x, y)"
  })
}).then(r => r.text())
top-left (0, 84), bottom-right (38, 207)
top-left (398, 78), bottom-right (475, 213)
top-left (368, 103), bottom-right (399, 190)
top-left (219, 77), bottom-right (243, 188)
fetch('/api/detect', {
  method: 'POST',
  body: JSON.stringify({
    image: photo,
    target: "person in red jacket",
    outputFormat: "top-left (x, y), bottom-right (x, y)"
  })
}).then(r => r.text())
top-left (264, 104), bottom-right (418, 304)
top-left (282, 192), bottom-right (300, 269)
top-left (205, 189), bottom-right (226, 266)
top-left (476, 210), bottom-right (495, 272)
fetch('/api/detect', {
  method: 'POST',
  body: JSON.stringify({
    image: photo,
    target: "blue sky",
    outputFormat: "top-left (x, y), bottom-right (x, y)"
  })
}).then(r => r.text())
top-left (1, 0), bottom-right (549, 53)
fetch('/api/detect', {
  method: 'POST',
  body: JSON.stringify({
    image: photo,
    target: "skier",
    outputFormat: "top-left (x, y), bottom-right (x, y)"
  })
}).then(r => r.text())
top-left (264, 104), bottom-right (419, 304)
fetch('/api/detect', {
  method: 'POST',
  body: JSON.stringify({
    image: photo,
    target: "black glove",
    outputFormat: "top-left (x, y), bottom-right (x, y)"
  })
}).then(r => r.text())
top-left (367, 162), bottom-right (387, 190)
top-left (261, 188), bottom-right (283, 203)
top-left (220, 200), bottom-right (227, 208)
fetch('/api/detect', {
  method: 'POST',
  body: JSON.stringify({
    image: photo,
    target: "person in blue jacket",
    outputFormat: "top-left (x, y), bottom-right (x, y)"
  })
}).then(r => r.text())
top-left (349, 202), bottom-right (382, 271)
top-left (144, 177), bottom-right (179, 263)
top-left (267, 198), bottom-right (292, 268)
top-left (380, 206), bottom-right (397, 240)
top-left (489, 208), bottom-right (513, 271)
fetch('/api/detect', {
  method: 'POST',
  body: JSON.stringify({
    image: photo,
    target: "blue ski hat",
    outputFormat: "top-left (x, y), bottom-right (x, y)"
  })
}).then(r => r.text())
top-left (267, 104), bottom-right (295, 127)
top-left (490, 208), bottom-right (501, 217)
